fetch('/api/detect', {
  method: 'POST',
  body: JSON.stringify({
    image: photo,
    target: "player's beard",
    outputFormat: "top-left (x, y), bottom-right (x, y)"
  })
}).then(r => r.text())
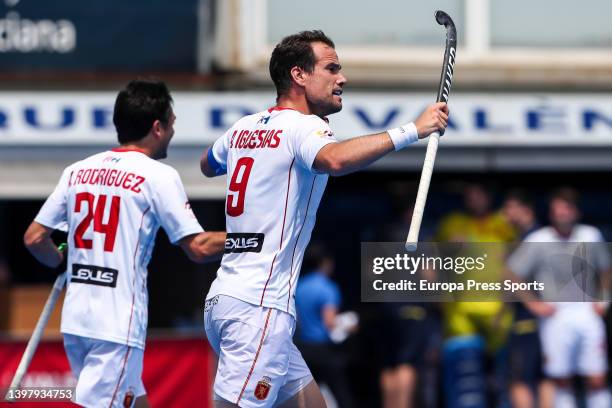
top-left (155, 130), bottom-right (173, 159)
top-left (159, 145), bottom-right (169, 159)
top-left (154, 141), bottom-right (169, 160)
top-left (308, 95), bottom-right (342, 117)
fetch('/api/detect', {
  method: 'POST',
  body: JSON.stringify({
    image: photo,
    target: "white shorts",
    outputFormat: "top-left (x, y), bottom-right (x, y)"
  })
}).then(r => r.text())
top-left (540, 306), bottom-right (608, 378)
top-left (63, 334), bottom-right (146, 408)
top-left (204, 295), bottom-right (313, 408)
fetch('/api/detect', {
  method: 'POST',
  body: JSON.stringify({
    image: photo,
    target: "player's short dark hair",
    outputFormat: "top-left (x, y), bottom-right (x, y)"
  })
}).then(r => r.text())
top-left (550, 187), bottom-right (580, 208)
top-left (113, 79), bottom-right (173, 144)
top-left (269, 30), bottom-right (335, 97)
top-left (505, 189), bottom-right (534, 209)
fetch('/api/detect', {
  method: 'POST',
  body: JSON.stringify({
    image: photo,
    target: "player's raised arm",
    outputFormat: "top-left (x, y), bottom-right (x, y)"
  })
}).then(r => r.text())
top-left (24, 221), bottom-right (64, 268)
top-left (179, 231), bottom-right (226, 263)
top-left (313, 102), bottom-right (448, 176)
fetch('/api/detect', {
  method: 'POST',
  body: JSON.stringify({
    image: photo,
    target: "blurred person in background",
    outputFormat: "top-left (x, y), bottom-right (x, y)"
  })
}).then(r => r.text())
top-left (437, 183), bottom-right (515, 243)
top-left (379, 302), bottom-right (440, 408)
top-left (23, 80), bottom-right (225, 408)
top-left (502, 190), bottom-right (553, 408)
top-left (436, 183), bottom-right (516, 408)
top-left (200, 29), bottom-right (448, 407)
top-left (295, 244), bottom-right (356, 408)
top-left (373, 201), bottom-right (441, 408)
top-left (506, 187), bottom-right (611, 408)
top-left (502, 190), bottom-right (539, 239)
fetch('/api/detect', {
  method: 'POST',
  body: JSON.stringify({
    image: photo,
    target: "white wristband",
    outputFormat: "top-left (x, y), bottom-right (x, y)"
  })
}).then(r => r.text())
top-left (387, 122), bottom-right (419, 151)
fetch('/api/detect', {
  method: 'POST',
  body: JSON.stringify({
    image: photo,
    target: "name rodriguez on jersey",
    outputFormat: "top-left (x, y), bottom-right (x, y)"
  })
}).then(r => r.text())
top-left (373, 279), bottom-right (544, 293)
top-left (67, 167), bottom-right (146, 193)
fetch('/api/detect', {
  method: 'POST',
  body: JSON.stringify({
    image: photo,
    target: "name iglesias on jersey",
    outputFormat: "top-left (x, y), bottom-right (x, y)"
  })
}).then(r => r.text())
top-left (229, 129), bottom-right (282, 149)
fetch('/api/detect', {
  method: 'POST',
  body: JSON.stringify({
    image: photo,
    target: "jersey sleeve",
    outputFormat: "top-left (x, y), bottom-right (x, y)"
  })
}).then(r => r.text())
top-left (292, 116), bottom-right (338, 173)
top-left (34, 167), bottom-right (70, 232)
top-left (506, 240), bottom-right (539, 279)
top-left (209, 128), bottom-right (232, 174)
top-left (151, 167), bottom-right (204, 244)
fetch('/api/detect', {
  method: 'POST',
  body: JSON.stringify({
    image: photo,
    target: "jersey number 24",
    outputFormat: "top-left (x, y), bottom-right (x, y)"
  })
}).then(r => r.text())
top-left (74, 192), bottom-right (120, 252)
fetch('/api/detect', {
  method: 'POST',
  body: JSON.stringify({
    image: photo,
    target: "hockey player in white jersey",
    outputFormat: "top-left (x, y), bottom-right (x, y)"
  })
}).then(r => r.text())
top-left (507, 188), bottom-right (611, 408)
top-left (24, 80), bottom-right (226, 408)
top-left (200, 31), bottom-right (448, 407)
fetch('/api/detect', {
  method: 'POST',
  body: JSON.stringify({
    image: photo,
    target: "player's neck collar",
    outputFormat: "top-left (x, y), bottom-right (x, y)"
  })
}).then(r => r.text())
top-left (112, 147), bottom-right (147, 155)
top-left (268, 106), bottom-right (297, 113)
top-left (267, 106), bottom-right (329, 122)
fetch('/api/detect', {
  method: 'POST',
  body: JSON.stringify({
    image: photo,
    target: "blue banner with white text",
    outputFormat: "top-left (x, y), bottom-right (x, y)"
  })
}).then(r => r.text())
top-left (0, 0), bottom-right (203, 72)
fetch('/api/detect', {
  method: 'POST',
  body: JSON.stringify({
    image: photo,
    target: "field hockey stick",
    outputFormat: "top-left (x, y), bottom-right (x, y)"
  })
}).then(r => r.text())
top-left (406, 10), bottom-right (457, 251)
top-left (5, 245), bottom-right (67, 401)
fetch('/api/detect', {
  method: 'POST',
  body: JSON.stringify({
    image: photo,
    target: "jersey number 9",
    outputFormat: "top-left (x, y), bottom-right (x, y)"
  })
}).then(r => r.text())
top-left (227, 157), bottom-right (254, 217)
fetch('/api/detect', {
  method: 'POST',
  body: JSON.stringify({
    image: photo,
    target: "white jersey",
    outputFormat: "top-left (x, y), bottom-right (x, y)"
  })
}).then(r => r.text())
top-left (206, 107), bottom-right (337, 317)
top-left (508, 224), bottom-right (610, 310)
top-left (523, 224), bottom-right (606, 243)
top-left (35, 148), bottom-right (203, 349)
top-left (508, 225), bottom-right (610, 378)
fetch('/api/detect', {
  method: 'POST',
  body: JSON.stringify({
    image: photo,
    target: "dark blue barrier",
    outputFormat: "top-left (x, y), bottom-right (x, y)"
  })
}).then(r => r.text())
top-left (0, 0), bottom-right (204, 72)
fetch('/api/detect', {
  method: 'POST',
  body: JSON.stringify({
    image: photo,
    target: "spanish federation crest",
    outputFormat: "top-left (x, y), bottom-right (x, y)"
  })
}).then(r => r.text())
top-left (123, 388), bottom-right (135, 407)
top-left (254, 376), bottom-right (272, 400)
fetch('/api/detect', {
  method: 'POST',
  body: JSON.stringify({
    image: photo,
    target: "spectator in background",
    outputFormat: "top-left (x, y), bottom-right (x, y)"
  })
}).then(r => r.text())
top-left (502, 190), bottom-right (539, 239)
top-left (507, 187), bottom-right (611, 408)
top-left (502, 190), bottom-right (553, 408)
top-left (295, 244), bottom-right (356, 408)
top-left (436, 183), bottom-right (516, 408)
top-left (375, 201), bottom-right (441, 408)
top-left (379, 302), bottom-right (440, 408)
top-left (437, 183), bottom-right (515, 243)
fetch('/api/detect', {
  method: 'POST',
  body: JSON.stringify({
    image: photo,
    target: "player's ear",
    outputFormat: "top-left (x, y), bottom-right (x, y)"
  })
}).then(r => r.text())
top-left (151, 119), bottom-right (163, 136)
top-left (290, 66), bottom-right (307, 87)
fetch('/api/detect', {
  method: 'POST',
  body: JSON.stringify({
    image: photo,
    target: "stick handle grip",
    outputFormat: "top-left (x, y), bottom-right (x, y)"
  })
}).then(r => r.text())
top-left (6, 273), bottom-right (66, 399)
top-left (405, 132), bottom-right (440, 251)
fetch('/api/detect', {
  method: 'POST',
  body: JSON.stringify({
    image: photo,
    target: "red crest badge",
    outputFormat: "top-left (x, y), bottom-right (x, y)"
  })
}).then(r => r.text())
top-left (123, 389), bottom-right (135, 407)
top-left (254, 376), bottom-right (272, 400)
